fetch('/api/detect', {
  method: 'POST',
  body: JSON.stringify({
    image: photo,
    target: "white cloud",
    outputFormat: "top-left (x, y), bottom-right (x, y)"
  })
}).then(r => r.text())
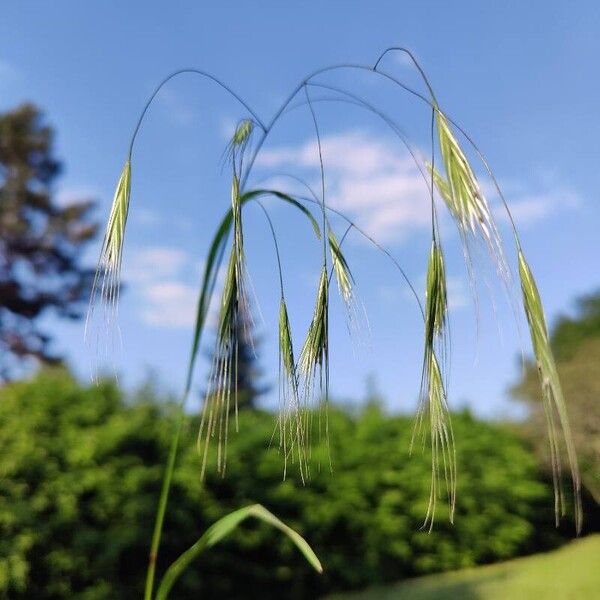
top-left (258, 131), bottom-right (431, 242)
top-left (497, 187), bottom-right (581, 226)
top-left (124, 246), bottom-right (197, 328)
top-left (140, 281), bottom-right (198, 327)
top-left (257, 130), bottom-right (582, 243)
top-left (123, 246), bottom-right (224, 329)
top-left (124, 247), bottom-right (188, 284)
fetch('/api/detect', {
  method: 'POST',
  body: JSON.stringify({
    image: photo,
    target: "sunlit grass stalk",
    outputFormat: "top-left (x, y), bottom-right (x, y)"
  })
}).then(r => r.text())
top-left (413, 239), bottom-right (456, 528)
top-left (198, 173), bottom-right (251, 477)
top-left (434, 112), bottom-right (508, 283)
top-left (298, 266), bottom-right (329, 448)
top-left (518, 250), bottom-right (582, 532)
top-left (87, 159), bottom-right (131, 331)
top-left (278, 297), bottom-right (308, 480)
top-left (328, 226), bottom-right (360, 332)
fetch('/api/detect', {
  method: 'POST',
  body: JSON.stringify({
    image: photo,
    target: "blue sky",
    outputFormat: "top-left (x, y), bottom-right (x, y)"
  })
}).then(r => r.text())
top-left (2, 2), bottom-right (599, 416)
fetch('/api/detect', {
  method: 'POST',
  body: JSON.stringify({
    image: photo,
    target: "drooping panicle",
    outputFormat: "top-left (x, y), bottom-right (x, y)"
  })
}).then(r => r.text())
top-left (225, 118), bottom-right (254, 177)
top-left (413, 239), bottom-right (456, 529)
top-left (231, 118), bottom-right (254, 147)
top-left (298, 266), bottom-right (329, 414)
top-left (278, 297), bottom-right (308, 480)
top-left (86, 159), bottom-right (132, 354)
top-left (198, 174), bottom-right (252, 477)
top-left (434, 110), bottom-right (508, 282)
top-left (328, 227), bottom-right (358, 326)
top-left (518, 250), bottom-right (582, 533)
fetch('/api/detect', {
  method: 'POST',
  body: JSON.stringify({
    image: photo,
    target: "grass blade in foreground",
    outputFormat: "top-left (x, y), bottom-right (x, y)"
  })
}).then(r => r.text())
top-left (155, 504), bottom-right (322, 600)
top-left (518, 250), bottom-right (582, 532)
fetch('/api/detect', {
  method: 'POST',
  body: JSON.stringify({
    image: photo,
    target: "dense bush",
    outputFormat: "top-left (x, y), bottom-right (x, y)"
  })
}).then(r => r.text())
top-left (0, 370), bottom-right (576, 598)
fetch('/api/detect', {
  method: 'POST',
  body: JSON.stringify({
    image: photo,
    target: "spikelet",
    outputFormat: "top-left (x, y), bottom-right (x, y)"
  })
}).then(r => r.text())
top-left (328, 227), bottom-right (358, 326)
top-left (298, 266), bottom-right (329, 451)
top-left (278, 297), bottom-right (308, 480)
top-left (231, 119), bottom-right (254, 147)
top-left (417, 351), bottom-right (456, 530)
top-left (413, 240), bottom-right (456, 529)
top-left (518, 250), bottom-right (582, 532)
top-left (198, 175), bottom-right (251, 477)
top-left (225, 118), bottom-right (254, 173)
top-left (424, 240), bottom-right (447, 344)
top-left (86, 160), bottom-right (131, 365)
top-left (435, 110), bottom-right (508, 281)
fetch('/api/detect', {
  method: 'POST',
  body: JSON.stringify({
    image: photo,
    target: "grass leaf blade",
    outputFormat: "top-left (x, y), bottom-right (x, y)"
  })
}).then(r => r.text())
top-left (155, 504), bottom-right (322, 600)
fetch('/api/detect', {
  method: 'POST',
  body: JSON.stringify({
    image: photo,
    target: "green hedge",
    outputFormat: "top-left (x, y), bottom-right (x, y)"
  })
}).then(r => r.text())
top-left (0, 370), bottom-right (570, 598)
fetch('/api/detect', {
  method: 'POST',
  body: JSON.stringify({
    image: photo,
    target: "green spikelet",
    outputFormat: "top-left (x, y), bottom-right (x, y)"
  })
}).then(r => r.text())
top-left (413, 239), bottom-right (456, 529)
top-left (198, 174), bottom-right (252, 478)
top-left (328, 227), bottom-right (355, 312)
top-left (278, 298), bottom-right (308, 480)
top-left (435, 110), bottom-right (507, 280)
top-left (518, 250), bottom-right (582, 532)
top-left (93, 160), bottom-right (131, 309)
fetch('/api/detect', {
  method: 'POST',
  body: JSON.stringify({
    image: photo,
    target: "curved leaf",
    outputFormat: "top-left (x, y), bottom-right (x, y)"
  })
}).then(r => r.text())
top-left (155, 504), bottom-right (322, 599)
top-left (242, 189), bottom-right (322, 239)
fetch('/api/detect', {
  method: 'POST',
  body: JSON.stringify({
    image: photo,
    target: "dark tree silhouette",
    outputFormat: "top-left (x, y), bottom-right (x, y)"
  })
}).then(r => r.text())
top-left (0, 103), bottom-right (97, 379)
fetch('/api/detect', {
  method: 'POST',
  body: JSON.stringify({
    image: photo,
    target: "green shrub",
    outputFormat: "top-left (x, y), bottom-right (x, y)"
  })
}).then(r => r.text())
top-left (0, 370), bottom-right (568, 598)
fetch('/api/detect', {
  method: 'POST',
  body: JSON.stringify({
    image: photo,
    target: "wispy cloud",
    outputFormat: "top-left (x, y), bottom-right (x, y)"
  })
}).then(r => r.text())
top-left (257, 130), bottom-right (582, 243)
top-left (258, 131), bottom-right (431, 242)
top-left (496, 187), bottom-right (581, 226)
top-left (124, 247), bottom-right (189, 283)
top-left (140, 281), bottom-right (198, 327)
top-left (123, 246), bottom-right (225, 329)
top-left (124, 247), bottom-right (198, 328)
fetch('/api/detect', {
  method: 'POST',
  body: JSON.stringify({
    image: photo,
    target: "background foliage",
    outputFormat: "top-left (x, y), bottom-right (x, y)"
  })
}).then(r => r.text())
top-left (0, 369), bottom-right (586, 599)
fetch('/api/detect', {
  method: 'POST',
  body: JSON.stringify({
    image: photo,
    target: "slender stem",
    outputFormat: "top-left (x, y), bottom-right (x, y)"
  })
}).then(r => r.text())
top-left (128, 69), bottom-right (266, 158)
top-left (295, 188), bottom-right (425, 321)
top-left (129, 78), bottom-right (253, 594)
top-left (144, 406), bottom-right (186, 600)
top-left (373, 47), bottom-right (438, 102)
top-left (254, 199), bottom-right (285, 298)
top-left (303, 85), bottom-right (328, 266)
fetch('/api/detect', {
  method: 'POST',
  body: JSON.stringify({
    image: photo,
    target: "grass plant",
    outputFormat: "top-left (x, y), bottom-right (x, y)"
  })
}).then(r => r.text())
top-left (90, 47), bottom-right (582, 598)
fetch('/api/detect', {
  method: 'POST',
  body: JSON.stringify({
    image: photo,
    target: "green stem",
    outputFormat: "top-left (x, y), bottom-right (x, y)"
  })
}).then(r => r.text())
top-left (144, 407), bottom-right (186, 600)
